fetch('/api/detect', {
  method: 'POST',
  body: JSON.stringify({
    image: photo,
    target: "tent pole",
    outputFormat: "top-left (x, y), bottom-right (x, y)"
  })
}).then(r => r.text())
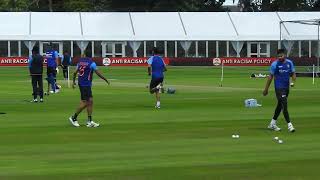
top-left (317, 21), bottom-right (320, 72)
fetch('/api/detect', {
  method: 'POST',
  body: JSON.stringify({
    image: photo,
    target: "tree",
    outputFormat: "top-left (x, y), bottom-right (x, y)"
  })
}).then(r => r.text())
top-left (63, 0), bottom-right (92, 12)
top-left (0, 0), bottom-right (29, 11)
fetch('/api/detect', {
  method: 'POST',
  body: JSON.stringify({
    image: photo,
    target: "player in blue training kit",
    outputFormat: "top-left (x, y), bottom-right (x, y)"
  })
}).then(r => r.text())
top-left (45, 44), bottom-right (60, 93)
top-left (69, 54), bottom-right (110, 128)
top-left (147, 47), bottom-right (167, 109)
top-left (263, 49), bottom-right (296, 132)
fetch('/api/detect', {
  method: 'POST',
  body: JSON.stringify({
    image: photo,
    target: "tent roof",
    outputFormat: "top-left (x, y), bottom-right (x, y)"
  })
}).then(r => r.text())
top-left (0, 12), bottom-right (319, 41)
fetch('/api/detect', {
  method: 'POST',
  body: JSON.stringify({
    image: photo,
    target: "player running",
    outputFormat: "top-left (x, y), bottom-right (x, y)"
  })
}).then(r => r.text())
top-left (45, 44), bottom-right (60, 93)
top-left (69, 54), bottom-right (110, 128)
top-left (263, 49), bottom-right (296, 132)
top-left (147, 47), bottom-right (167, 109)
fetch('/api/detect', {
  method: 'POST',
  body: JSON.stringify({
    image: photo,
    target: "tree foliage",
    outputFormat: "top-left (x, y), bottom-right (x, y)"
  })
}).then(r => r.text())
top-left (0, 0), bottom-right (318, 12)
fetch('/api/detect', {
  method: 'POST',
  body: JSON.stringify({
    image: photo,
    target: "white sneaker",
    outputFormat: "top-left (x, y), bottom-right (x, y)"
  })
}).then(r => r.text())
top-left (155, 105), bottom-right (161, 109)
top-left (50, 90), bottom-right (54, 94)
top-left (69, 116), bottom-right (80, 127)
top-left (31, 99), bottom-right (38, 103)
top-left (268, 124), bottom-right (281, 131)
top-left (288, 124), bottom-right (295, 132)
top-left (40, 98), bottom-right (44, 103)
top-left (86, 121), bottom-right (100, 128)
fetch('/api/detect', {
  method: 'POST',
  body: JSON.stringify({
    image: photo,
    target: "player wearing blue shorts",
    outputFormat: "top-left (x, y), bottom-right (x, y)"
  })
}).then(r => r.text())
top-left (69, 54), bottom-right (110, 128)
top-left (45, 44), bottom-right (60, 93)
top-left (147, 47), bottom-right (167, 109)
top-left (263, 49), bottom-right (296, 132)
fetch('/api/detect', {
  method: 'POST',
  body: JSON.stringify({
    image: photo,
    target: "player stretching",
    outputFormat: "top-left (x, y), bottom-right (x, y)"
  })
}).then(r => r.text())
top-left (263, 49), bottom-right (296, 132)
top-left (147, 47), bottom-right (167, 109)
top-left (69, 54), bottom-right (110, 127)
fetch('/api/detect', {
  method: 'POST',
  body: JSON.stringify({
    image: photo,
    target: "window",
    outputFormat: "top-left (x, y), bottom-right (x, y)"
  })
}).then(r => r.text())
top-left (146, 41), bottom-right (154, 57)
top-left (85, 42), bottom-right (92, 57)
top-left (94, 41), bottom-right (102, 57)
top-left (219, 41), bottom-right (227, 57)
top-left (311, 41), bottom-right (318, 57)
top-left (63, 41), bottom-right (71, 56)
top-left (156, 41), bottom-right (165, 56)
top-left (73, 42), bottom-right (81, 57)
top-left (301, 41), bottom-right (309, 57)
top-left (125, 43), bottom-right (133, 57)
top-left (0, 41), bottom-right (8, 57)
top-left (208, 41), bottom-right (216, 57)
top-left (198, 41), bottom-right (206, 57)
top-left (137, 42), bottom-right (144, 57)
top-left (270, 41), bottom-right (278, 57)
top-left (289, 41), bottom-right (299, 57)
top-left (229, 42), bottom-right (237, 57)
top-left (10, 41), bottom-right (19, 57)
top-left (167, 41), bottom-right (175, 57)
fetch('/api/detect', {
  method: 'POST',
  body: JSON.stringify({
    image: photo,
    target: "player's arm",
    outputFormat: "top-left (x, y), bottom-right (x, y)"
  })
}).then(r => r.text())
top-left (290, 61), bottom-right (296, 87)
top-left (263, 63), bottom-right (276, 96)
top-left (148, 65), bottom-right (152, 76)
top-left (72, 68), bottom-right (79, 89)
top-left (28, 55), bottom-right (33, 71)
top-left (55, 51), bottom-right (60, 67)
top-left (291, 72), bottom-right (296, 87)
top-left (263, 75), bottom-right (273, 96)
top-left (91, 62), bottom-right (109, 85)
top-left (147, 57), bottom-right (153, 76)
top-left (163, 61), bottom-right (167, 72)
top-left (95, 70), bottom-right (110, 85)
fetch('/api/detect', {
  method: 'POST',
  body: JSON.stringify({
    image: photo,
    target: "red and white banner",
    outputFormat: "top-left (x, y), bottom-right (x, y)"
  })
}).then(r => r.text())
top-left (212, 57), bottom-right (277, 66)
top-left (101, 57), bottom-right (170, 67)
top-left (0, 57), bottom-right (29, 66)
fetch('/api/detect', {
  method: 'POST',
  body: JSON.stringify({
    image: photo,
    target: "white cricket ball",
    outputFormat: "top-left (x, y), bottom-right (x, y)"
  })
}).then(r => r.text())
top-left (274, 136), bottom-right (279, 141)
top-left (278, 139), bottom-right (283, 144)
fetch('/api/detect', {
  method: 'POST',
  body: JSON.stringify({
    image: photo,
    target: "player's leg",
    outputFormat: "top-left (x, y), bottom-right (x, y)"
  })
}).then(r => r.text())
top-left (31, 75), bottom-right (38, 102)
top-left (155, 91), bottom-right (161, 109)
top-left (69, 86), bottom-right (86, 127)
top-left (85, 88), bottom-right (99, 127)
top-left (47, 68), bottom-right (56, 93)
top-left (38, 75), bottom-right (44, 102)
top-left (155, 78), bottom-right (163, 108)
top-left (280, 89), bottom-right (295, 132)
top-left (268, 89), bottom-right (282, 131)
top-left (63, 66), bottom-right (68, 80)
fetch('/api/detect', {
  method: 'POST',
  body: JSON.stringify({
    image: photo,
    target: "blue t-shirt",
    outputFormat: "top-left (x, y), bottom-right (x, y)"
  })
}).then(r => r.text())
top-left (147, 55), bottom-right (165, 79)
top-left (46, 50), bottom-right (59, 68)
top-left (77, 58), bottom-right (97, 87)
top-left (270, 59), bottom-right (295, 89)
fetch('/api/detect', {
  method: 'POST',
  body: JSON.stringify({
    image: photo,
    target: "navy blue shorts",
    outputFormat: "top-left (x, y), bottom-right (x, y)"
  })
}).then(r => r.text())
top-left (79, 86), bottom-right (92, 101)
top-left (149, 78), bottom-right (163, 91)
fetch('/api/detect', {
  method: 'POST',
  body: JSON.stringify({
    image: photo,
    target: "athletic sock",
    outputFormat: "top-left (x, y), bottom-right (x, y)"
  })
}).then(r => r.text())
top-left (73, 113), bottom-right (78, 121)
top-left (270, 119), bottom-right (277, 125)
top-left (88, 116), bottom-right (92, 122)
top-left (156, 101), bottom-right (160, 107)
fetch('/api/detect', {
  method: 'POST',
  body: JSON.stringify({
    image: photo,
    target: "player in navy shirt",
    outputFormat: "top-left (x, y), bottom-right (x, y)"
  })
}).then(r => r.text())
top-left (263, 49), bottom-right (296, 132)
top-left (147, 47), bottom-right (167, 109)
top-left (69, 54), bottom-right (110, 128)
top-left (45, 44), bottom-right (60, 93)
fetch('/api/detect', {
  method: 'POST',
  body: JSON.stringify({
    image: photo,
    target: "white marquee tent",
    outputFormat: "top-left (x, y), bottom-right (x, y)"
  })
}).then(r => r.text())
top-left (1, 11), bottom-right (320, 41)
top-left (0, 11), bottom-right (319, 58)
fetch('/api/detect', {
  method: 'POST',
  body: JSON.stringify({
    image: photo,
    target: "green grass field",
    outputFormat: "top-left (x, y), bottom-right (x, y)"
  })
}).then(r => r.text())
top-left (0, 66), bottom-right (319, 180)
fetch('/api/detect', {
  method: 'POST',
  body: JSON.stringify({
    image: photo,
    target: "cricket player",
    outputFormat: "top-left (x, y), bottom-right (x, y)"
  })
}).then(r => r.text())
top-left (29, 47), bottom-right (44, 102)
top-left (69, 54), bottom-right (110, 127)
top-left (263, 49), bottom-right (296, 132)
top-left (45, 44), bottom-right (60, 93)
top-left (147, 47), bottom-right (167, 109)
